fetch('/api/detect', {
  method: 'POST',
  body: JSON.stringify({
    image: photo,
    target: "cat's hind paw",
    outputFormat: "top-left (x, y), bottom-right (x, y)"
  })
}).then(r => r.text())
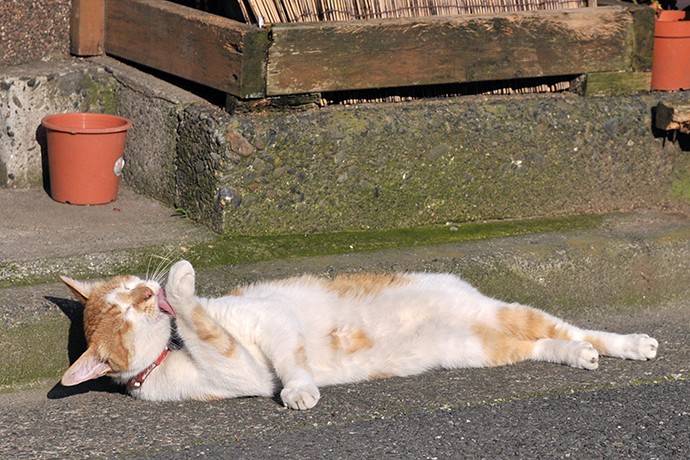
top-left (165, 260), bottom-right (196, 305)
top-left (280, 381), bottom-right (321, 410)
top-left (627, 334), bottom-right (658, 361)
top-left (573, 341), bottom-right (599, 370)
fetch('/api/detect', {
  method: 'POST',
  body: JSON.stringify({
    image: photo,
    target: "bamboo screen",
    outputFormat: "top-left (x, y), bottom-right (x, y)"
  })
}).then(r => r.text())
top-left (235, 0), bottom-right (588, 24)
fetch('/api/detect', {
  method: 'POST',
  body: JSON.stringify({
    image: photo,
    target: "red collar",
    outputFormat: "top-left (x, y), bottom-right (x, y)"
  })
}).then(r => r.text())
top-left (127, 347), bottom-right (169, 390)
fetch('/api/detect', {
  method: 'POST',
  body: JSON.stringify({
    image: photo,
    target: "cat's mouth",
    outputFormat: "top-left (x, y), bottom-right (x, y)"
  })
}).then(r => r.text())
top-left (156, 289), bottom-right (176, 318)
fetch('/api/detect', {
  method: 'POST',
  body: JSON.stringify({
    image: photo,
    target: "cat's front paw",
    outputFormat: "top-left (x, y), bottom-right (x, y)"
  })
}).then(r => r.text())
top-left (627, 334), bottom-right (658, 360)
top-left (165, 260), bottom-right (196, 305)
top-left (280, 381), bottom-right (321, 410)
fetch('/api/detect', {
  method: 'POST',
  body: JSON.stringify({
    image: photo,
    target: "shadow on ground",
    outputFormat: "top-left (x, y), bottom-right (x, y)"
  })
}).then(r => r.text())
top-left (44, 296), bottom-right (124, 399)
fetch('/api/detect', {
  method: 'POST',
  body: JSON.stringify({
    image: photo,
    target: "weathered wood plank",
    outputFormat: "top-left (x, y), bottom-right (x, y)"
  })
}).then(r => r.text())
top-left (105, 0), bottom-right (267, 98)
top-left (70, 0), bottom-right (105, 56)
top-left (599, 0), bottom-right (655, 71)
top-left (267, 7), bottom-right (636, 95)
top-left (583, 71), bottom-right (651, 97)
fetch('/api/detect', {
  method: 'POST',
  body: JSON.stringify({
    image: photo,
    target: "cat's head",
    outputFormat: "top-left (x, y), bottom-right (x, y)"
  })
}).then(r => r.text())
top-left (59, 274), bottom-right (175, 387)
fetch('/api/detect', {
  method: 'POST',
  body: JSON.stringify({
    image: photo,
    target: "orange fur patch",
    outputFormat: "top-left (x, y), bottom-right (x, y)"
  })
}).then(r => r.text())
top-left (472, 324), bottom-right (536, 366)
top-left (497, 306), bottom-right (571, 341)
top-left (368, 372), bottom-right (396, 381)
top-left (474, 305), bottom-right (576, 366)
top-left (295, 345), bottom-right (309, 369)
top-left (325, 273), bottom-right (410, 298)
top-left (329, 327), bottom-right (374, 354)
top-left (116, 285), bottom-right (157, 315)
top-left (192, 305), bottom-right (236, 358)
top-left (228, 287), bottom-right (245, 296)
top-left (583, 335), bottom-right (608, 355)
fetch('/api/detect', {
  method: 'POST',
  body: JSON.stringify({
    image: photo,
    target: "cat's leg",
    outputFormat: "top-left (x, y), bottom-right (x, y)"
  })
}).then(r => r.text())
top-left (469, 325), bottom-right (599, 370)
top-left (530, 331), bottom-right (658, 369)
top-left (252, 317), bottom-right (321, 410)
top-left (166, 261), bottom-right (239, 358)
top-left (493, 304), bottom-right (657, 367)
top-left (531, 338), bottom-right (600, 370)
top-left (572, 329), bottom-right (658, 361)
top-left (277, 338), bottom-right (321, 410)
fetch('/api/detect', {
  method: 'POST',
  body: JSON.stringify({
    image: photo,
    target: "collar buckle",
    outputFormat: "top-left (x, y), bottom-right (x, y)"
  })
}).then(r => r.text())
top-left (127, 347), bottom-right (169, 390)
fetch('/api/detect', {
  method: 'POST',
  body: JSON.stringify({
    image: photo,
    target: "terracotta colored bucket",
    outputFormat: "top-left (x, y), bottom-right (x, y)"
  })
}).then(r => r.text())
top-left (41, 113), bottom-right (132, 205)
top-left (652, 11), bottom-right (690, 91)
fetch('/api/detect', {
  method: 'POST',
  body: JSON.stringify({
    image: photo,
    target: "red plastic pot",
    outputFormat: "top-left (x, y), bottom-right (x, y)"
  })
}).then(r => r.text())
top-left (41, 113), bottom-right (132, 205)
top-left (651, 11), bottom-right (690, 91)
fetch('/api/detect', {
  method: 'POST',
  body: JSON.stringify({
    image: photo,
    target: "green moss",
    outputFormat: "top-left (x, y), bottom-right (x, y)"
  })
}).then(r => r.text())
top-left (185, 214), bottom-right (603, 270)
top-left (0, 316), bottom-right (69, 388)
top-left (669, 153), bottom-right (690, 203)
top-left (0, 214), bottom-right (603, 288)
top-left (0, 160), bottom-right (7, 187)
top-left (83, 75), bottom-right (120, 114)
top-left (671, 172), bottom-right (690, 203)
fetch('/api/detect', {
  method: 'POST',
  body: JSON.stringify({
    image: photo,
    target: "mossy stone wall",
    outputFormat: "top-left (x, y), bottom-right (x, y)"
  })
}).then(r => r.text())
top-left (175, 92), bottom-right (690, 235)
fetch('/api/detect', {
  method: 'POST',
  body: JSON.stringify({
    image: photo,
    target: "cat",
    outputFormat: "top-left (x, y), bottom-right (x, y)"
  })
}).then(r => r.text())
top-left (59, 260), bottom-right (658, 410)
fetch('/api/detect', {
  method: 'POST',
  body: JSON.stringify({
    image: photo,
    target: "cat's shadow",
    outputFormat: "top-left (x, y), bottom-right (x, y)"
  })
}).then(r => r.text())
top-left (44, 296), bottom-right (126, 399)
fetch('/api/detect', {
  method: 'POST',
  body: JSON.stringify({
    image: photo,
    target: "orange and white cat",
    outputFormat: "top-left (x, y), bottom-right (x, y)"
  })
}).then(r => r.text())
top-left (60, 260), bottom-right (658, 410)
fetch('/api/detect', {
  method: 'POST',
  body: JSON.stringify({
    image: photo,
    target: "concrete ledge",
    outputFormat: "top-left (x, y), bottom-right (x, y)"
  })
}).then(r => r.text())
top-left (94, 57), bottom-right (209, 205)
top-left (181, 92), bottom-right (690, 234)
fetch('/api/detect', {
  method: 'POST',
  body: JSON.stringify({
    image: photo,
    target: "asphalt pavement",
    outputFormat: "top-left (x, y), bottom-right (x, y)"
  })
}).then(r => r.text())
top-left (0, 187), bottom-right (688, 459)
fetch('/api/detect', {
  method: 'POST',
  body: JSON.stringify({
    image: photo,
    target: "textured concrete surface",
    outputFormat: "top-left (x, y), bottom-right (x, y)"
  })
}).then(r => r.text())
top-left (0, 0), bottom-right (71, 66)
top-left (0, 59), bottom-right (120, 188)
top-left (0, 341), bottom-right (687, 458)
top-left (0, 187), bottom-right (214, 289)
top-left (204, 92), bottom-right (690, 234)
top-left (97, 57), bottom-right (210, 206)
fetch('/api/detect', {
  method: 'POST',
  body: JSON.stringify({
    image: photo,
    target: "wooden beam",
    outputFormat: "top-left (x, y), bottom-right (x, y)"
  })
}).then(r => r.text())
top-left (104, 0), bottom-right (267, 98)
top-left (582, 71), bottom-right (651, 97)
top-left (267, 7), bottom-right (636, 95)
top-left (70, 0), bottom-right (105, 56)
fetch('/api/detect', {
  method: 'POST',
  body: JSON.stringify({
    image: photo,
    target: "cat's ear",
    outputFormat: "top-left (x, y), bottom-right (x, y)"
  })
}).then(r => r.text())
top-left (60, 275), bottom-right (95, 305)
top-left (61, 347), bottom-right (111, 386)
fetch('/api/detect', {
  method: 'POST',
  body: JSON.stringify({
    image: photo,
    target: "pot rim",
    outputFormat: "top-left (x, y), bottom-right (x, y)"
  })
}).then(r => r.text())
top-left (657, 10), bottom-right (688, 22)
top-left (41, 112), bottom-right (132, 134)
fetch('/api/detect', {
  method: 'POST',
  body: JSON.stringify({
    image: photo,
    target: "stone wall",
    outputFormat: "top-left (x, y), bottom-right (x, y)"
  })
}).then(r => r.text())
top-left (176, 92), bottom-right (690, 234)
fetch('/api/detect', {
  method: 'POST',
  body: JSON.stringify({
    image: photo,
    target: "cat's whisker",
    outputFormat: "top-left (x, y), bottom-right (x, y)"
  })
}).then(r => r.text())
top-left (146, 254), bottom-right (156, 281)
top-left (147, 247), bottom-right (183, 285)
top-left (150, 257), bottom-right (171, 284)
